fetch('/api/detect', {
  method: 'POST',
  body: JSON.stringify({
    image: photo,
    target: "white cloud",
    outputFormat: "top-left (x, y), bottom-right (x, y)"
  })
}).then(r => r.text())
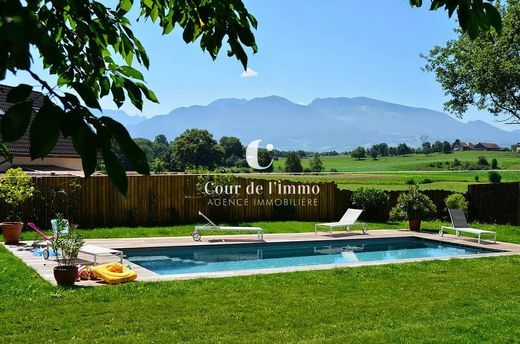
top-left (241, 67), bottom-right (258, 78)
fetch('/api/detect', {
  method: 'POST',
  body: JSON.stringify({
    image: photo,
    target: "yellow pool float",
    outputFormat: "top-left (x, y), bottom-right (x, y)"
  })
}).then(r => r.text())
top-left (92, 263), bottom-right (137, 285)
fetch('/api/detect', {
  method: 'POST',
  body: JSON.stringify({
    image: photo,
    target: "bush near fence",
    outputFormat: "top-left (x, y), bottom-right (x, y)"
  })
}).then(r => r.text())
top-left (0, 175), bottom-right (518, 227)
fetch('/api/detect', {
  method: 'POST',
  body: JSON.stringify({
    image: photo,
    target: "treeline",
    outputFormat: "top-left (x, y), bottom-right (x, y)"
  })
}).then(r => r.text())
top-left (350, 140), bottom-right (459, 160)
top-left (110, 129), bottom-right (318, 173)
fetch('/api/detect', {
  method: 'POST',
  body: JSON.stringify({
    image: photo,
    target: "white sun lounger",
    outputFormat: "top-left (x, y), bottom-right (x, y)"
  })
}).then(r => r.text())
top-left (79, 244), bottom-right (123, 265)
top-left (440, 209), bottom-right (496, 244)
top-left (192, 211), bottom-right (264, 241)
top-left (315, 208), bottom-right (366, 237)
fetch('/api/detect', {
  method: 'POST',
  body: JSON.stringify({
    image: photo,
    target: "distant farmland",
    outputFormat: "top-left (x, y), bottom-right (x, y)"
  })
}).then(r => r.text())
top-left (260, 151), bottom-right (520, 192)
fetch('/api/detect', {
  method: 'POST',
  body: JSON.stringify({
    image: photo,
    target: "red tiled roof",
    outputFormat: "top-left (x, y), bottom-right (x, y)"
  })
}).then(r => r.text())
top-left (0, 85), bottom-right (79, 157)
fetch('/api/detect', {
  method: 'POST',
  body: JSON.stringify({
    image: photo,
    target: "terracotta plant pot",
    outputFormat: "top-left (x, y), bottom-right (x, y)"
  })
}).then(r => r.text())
top-left (1, 222), bottom-right (24, 244)
top-left (53, 266), bottom-right (78, 286)
top-left (408, 219), bottom-right (422, 231)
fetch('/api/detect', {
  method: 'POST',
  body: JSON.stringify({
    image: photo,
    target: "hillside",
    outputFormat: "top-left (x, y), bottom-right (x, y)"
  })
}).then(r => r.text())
top-left (109, 96), bottom-right (518, 151)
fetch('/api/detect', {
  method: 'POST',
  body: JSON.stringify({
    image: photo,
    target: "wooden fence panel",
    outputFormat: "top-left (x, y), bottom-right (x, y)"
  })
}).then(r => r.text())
top-left (1, 175), bottom-right (518, 228)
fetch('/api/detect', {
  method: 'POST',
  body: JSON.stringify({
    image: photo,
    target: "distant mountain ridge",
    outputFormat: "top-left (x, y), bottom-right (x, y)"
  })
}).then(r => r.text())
top-left (107, 96), bottom-right (519, 151)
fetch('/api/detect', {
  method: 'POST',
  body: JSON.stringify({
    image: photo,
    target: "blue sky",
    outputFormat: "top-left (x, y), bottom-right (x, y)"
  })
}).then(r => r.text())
top-left (3, 0), bottom-right (514, 130)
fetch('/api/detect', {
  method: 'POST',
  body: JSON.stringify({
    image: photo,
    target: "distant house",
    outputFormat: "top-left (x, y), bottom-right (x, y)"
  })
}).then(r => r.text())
top-left (453, 141), bottom-right (476, 151)
top-left (474, 142), bottom-right (501, 151)
top-left (512, 143), bottom-right (520, 153)
top-left (0, 85), bottom-right (83, 173)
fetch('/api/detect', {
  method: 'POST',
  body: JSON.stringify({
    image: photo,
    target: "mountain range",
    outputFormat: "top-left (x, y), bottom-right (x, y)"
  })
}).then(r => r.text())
top-left (99, 96), bottom-right (520, 151)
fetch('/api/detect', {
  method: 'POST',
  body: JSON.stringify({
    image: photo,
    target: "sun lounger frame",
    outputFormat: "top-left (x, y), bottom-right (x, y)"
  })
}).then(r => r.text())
top-left (192, 211), bottom-right (264, 241)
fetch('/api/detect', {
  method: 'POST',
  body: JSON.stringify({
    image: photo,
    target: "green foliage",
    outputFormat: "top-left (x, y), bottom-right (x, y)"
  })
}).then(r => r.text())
top-left (309, 155), bottom-right (323, 172)
top-left (350, 147), bottom-right (366, 160)
top-left (0, 0), bottom-right (258, 195)
top-left (171, 129), bottom-right (223, 170)
top-left (285, 151), bottom-right (303, 172)
top-left (0, 168), bottom-right (34, 221)
top-left (150, 158), bottom-right (167, 174)
top-left (219, 137), bottom-right (244, 167)
top-left (423, 1), bottom-right (519, 123)
top-left (352, 188), bottom-right (389, 221)
top-left (488, 171), bottom-right (502, 183)
top-left (410, 0), bottom-right (503, 39)
top-left (49, 216), bottom-right (84, 266)
top-left (390, 185), bottom-right (437, 220)
top-left (491, 158), bottom-right (498, 169)
top-left (444, 193), bottom-right (469, 211)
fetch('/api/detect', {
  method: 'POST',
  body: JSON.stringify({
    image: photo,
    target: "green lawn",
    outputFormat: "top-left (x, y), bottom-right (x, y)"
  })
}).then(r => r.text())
top-left (17, 220), bottom-right (520, 245)
top-left (2, 221), bottom-right (519, 342)
top-left (1, 243), bottom-right (519, 342)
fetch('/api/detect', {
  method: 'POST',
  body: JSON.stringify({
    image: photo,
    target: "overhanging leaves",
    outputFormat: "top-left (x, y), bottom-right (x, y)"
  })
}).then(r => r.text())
top-left (99, 116), bottom-right (150, 175)
top-left (0, 101), bottom-right (33, 142)
top-left (29, 97), bottom-right (64, 159)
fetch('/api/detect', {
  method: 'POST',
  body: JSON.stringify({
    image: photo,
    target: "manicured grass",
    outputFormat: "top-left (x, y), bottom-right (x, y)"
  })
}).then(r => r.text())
top-left (0, 243), bottom-right (519, 343)
top-left (17, 220), bottom-right (520, 244)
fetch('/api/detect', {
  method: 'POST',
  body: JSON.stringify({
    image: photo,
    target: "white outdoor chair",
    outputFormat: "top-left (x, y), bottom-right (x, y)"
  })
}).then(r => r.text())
top-left (192, 211), bottom-right (264, 241)
top-left (315, 208), bottom-right (366, 237)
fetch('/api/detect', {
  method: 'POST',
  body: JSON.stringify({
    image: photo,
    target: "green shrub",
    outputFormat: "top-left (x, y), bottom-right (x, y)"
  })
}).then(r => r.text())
top-left (390, 185), bottom-right (436, 220)
top-left (405, 178), bottom-right (416, 185)
top-left (488, 171), bottom-right (502, 183)
top-left (352, 188), bottom-right (389, 221)
top-left (491, 158), bottom-right (498, 169)
top-left (420, 178), bottom-right (433, 184)
top-left (478, 156), bottom-right (489, 167)
top-left (0, 168), bottom-right (35, 221)
top-left (474, 175), bottom-right (479, 182)
top-left (444, 193), bottom-right (469, 211)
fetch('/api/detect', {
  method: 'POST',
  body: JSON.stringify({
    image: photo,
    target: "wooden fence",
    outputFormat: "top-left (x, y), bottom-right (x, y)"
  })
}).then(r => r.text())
top-left (1, 175), bottom-right (518, 227)
top-left (0, 175), bottom-right (349, 228)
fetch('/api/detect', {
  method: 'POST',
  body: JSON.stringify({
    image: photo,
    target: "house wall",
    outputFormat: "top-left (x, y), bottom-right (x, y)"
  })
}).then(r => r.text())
top-left (0, 156), bottom-right (82, 171)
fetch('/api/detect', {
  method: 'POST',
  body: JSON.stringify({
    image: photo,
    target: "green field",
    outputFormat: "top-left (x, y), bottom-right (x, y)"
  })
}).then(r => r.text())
top-left (266, 151), bottom-right (520, 192)
top-left (2, 222), bottom-right (520, 343)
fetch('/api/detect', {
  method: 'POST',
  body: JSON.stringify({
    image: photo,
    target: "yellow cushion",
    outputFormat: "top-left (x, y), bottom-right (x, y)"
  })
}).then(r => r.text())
top-left (92, 263), bottom-right (137, 285)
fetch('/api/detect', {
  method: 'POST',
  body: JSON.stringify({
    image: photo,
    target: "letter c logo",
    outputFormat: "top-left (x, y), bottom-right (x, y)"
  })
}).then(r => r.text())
top-left (246, 139), bottom-right (274, 170)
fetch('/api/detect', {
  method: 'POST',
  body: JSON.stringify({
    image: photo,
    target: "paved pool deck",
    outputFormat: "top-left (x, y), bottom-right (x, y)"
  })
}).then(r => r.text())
top-left (4, 229), bottom-right (520, 286)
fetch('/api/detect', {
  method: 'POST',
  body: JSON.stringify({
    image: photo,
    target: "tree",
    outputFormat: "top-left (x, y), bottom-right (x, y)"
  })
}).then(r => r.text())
top-left (285, 151), bottom-right (303, 173)
top-left (171, 129), bottom-right (223, 171)
top-left (422, 141), bottom-right (432, 154)
top-left (257, 150), bottom-right (274, 172)
top-left (309, 155), bottom-right (324, 172)
top-left (442, 141), bottom-right (452, 154)
top-left (219, 136), bottom-right (243, 167)
top-left (351, 147), bottom-right (366, 160)
top-left (432, 141), bottom-right (443, 153)
top-left (370, 148), bottom-right (379, 160)
top-left (397, 143), bottom-right (411, 156)
top-left (0, 0), bottom-right (503, 193)
top-left (423, 1), bottom-right (520, 124)
top-left (376, 143), bottom-right (389, 156)
top-left (133, 138), bottom-right (155, 162)
top-left (0, 0), bottom-right (258, 194)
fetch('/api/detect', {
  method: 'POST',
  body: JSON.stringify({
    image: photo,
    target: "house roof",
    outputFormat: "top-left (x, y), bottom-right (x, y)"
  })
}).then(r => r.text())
top-left (458, 142), bottom-right (475, 148)
top-left (0, 85), bottom-right (80, 158)
top-left (476, 142), bottom-right (501, 149)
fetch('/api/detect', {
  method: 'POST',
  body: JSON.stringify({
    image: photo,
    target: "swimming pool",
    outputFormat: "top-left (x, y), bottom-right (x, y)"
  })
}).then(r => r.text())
top-left (123, 237), bottom-right (498, 276)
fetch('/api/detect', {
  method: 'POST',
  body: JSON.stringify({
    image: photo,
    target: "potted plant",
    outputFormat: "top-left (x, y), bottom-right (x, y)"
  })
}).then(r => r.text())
top-left (0, 168), bottom-right (35, 244)
top-left (390, 185), bottom-right (436, 231)
top-left (50, 216), bottom-right (84, 286)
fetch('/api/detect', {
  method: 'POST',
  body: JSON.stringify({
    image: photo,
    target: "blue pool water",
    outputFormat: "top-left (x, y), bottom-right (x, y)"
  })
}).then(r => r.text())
top-left (123, 237), bottom-right (496, 276)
